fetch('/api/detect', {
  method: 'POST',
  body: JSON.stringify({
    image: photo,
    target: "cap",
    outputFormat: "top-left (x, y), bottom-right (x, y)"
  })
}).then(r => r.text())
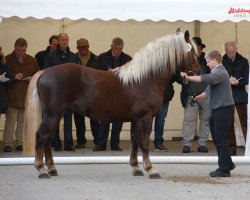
top-left (192, 37), bottom-right (206, 49)
top-left (77, 38), bottom-right (89, 47)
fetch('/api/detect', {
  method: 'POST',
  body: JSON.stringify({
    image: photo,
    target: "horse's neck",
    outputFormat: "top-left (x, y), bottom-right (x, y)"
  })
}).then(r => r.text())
top-left (149, 71), bottom-right (171, 95)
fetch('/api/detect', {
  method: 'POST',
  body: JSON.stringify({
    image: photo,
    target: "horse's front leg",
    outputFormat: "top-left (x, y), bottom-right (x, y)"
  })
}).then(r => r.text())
top-left (130, 122), bottom-right (144, 176)
top-left (140, 116), bottom-right (161, 179)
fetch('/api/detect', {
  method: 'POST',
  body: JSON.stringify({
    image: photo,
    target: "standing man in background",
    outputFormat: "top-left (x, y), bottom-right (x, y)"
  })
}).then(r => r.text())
top-left (178, 37), bottom-right (211, 153)
top-left (44, 33), bottom-right (78, 151)
top-left (93, 37), bottom-right (132, 151)
top-left (35, 35), bottom-right (58, 69)
top-left (74, 38), bottom-right (99, 149)
top-left (154, 75), bottom-right (176, 152)
top-left (3, 38), bottom-right (39, 152)
top-left (222, 41), bottom-right (249, 156)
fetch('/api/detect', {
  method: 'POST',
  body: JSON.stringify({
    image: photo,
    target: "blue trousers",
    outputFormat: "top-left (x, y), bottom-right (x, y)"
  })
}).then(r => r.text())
top-left (97, 121), bottom-right (123, 148)
top-left (154, 101), bottom-right (170, 147)
top-left (209, 106), bottom-right (234, 172)
top-left (74, 112), bottom-right (99, 145)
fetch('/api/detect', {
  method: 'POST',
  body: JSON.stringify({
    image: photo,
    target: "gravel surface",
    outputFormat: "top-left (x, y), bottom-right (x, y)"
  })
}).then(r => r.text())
top-left (0, 163), bottom-right (250, 200)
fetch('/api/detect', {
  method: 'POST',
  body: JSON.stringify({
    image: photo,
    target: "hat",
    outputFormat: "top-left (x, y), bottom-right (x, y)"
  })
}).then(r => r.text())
top-left (192, 37), bottom-right (206, 48)
top-left (77, 38), bottom-right (89, 47)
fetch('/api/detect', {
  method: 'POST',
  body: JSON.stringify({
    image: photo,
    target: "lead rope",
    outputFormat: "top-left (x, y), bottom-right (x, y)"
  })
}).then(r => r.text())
top-left (182, 71), bottom-right (203, 111)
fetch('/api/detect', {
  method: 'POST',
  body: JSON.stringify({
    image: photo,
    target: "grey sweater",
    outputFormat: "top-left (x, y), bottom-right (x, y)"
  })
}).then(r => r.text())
top-left (201, 65), bottom-right (234, 109)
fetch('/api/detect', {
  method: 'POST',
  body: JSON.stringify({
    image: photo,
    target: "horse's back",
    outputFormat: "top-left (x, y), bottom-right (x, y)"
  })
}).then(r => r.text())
top-left (37, 63), bottom-right (119, 114)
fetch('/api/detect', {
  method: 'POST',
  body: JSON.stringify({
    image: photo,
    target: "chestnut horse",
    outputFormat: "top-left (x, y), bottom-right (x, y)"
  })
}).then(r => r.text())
top-left (24, 31), bottom-right (198, 179)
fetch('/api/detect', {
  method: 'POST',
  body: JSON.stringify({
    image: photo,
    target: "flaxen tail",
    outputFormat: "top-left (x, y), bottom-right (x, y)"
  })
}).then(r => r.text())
top-left (23, 70), bottom-right (44, 156)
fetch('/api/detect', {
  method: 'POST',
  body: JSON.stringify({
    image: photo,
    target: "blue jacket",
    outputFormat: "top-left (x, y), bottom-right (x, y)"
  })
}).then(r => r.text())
top-left (35, 46), bottom-right (51, 69)
top-left (98, 49), bottom-right (132, 70)
top-left (44, 45), bottom-right (78, 68)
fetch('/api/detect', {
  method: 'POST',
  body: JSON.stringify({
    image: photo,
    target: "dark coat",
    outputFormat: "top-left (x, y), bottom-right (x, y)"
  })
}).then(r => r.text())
top-left (0, 62), bottom-right (11, 113)
top-left (222, 52), bottom-right (249, 104)
top-left (163, 75), bottom-right (176, 104)
top-left (35, 46), bottom-right (51, 69)
top-left (75, 51), bottom-right (99, 68)
top-left (179, 52), bottom-right (210, 107)
top-left (44, 46), bottom-right (78, 68)
top-left (98, 49), bottom-right (132, 70)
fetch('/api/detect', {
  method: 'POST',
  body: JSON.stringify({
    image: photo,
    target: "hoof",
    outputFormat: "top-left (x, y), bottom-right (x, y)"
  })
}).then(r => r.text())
top-left (38, 172), bottom-right (50, 179)
top-left (149, 169), bottom-right (161, 179)
top-left (133, 169), bottom-right (144, 176)
top-left (149, 172), bottom-right (161, 179)
top-left (48, 169), bottom-right (59, 176)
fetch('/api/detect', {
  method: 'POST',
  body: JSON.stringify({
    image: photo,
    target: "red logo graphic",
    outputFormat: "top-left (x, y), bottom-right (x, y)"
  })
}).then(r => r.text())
top-left (228, 7), bottom-right (250, 14)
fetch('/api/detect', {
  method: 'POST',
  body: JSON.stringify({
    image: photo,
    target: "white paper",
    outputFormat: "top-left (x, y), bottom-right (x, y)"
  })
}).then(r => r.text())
top-left (0, 73), bottom-right (9, 82)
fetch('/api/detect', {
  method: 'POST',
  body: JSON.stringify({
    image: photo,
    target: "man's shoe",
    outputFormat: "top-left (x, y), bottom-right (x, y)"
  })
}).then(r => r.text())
top-left (64, 147), bottom-right (75, 151)
top-left (182, 145), bottom-right (190, 153)
top-left (230, 163), bottom-right (236, 171)
top-left (155, 144), bottom-right (167, 152)
top-left (198, 145), bottom-right (208, 153)
top-left (54, 147), bottom-right (62, 151)
top-left (74, 144), bottom-right (85, 149)
top-left (209, 170), bottom-right (230, 177)
top-left (93, 146), bottom-right (106, 151)
top-left (111, 146), bottom-right (122, 151)
top-left (214, 163), bottom-right (236, 172)
top-left (3, 146), bottom-right (11, 152)
top-left (15, 145), bottom-right (23, 151)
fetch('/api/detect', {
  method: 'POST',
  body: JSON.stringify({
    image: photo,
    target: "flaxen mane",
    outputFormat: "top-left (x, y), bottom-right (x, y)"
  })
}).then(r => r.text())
top-left (114, 32), bottom-right (190, 85)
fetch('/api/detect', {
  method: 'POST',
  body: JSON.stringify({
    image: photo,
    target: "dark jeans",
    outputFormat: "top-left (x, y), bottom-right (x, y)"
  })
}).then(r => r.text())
top-left (73, 112), bottom-right (100, 145)
top-left (74, 112), bottom-right (86, 145)
top-left (90, 119), bottom-right (100, 145)
top-left (229, 103), bottom-right (247, 152)
top-left (209, 106), bottom-right (234, 172)
top-left (97, 121), bottom-right (123, 148)
top-left (154, 101), bottom-right (170, 147)
top-left (52, 110), bottom-right (73, 149)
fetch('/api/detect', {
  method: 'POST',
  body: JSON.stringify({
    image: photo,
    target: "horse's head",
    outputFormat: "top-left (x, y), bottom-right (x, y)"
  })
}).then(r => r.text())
top-left (177, 30), bottom-right (199, 74)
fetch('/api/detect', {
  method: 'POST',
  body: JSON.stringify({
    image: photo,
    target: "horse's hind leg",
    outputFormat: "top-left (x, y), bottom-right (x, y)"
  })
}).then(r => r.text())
top-left (34, 124), bottom-right (50, 179)
top-left (44, 134), bottom-right (58, 176)
top-left (43, 115), bottom-right (61, 177)
top-left (35, 115), bottom-right (60, 178)
top-left (139, 116), bottom-right (161, 179)
top-left (130, 122), bottom-right (144, 176)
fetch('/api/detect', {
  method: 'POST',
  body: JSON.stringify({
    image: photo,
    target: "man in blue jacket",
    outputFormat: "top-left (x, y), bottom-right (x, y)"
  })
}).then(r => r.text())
top-left (35, 35), bottom-right (58, 69)
top-left (44, 33), bottom-right (78, 151)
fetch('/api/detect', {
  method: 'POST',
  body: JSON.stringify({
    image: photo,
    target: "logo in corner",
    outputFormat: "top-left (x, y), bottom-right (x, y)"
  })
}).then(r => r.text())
top-left (228, 7), bottom-right (250, 18)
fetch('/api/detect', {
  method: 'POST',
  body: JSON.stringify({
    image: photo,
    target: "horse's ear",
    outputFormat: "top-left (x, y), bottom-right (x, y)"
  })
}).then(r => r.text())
top-left (184, 30), bottom-right (190, 43)
top-left (176, 28), bottom-right (181, 33)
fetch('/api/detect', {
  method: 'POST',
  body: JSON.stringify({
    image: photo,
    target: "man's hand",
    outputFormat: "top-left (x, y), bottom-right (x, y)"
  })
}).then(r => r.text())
top-left (180, 72), bottom-right (187, 78)
top-left (15, 73), bottom-right (23, 80)
top-left (229, 76), bottom-right (239, 85)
